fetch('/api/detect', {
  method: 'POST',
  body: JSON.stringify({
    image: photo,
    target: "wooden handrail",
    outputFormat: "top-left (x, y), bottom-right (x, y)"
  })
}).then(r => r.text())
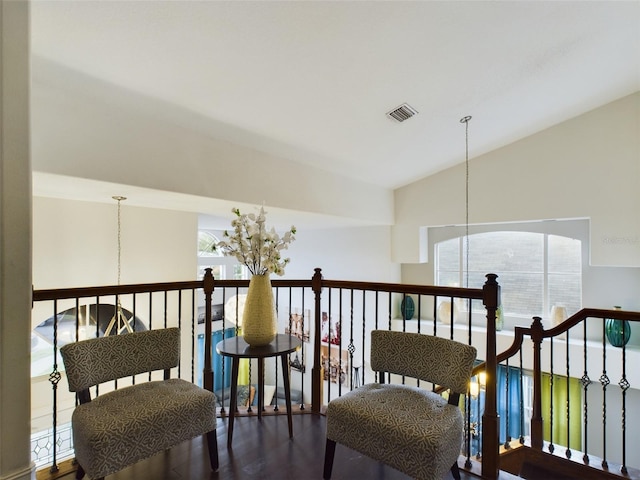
top-left (32, 280), bottom-right (202, 302)
top-left (33, 268), bottom-right (503, 478)
top-left (472, 307), bottom-right (640, 478)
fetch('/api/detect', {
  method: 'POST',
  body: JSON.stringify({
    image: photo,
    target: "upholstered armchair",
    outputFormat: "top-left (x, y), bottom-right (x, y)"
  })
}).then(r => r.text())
top-left (323, 330), bottom-right (477, 480)
top-left (61, 327), bottom-right (219, 479)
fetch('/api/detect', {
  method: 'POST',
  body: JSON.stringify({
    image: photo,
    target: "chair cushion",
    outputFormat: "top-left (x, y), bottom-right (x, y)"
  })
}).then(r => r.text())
top-left (72, 379), bottom-right (217, 479)
top-left (326, 383), bottom-right (463, 480)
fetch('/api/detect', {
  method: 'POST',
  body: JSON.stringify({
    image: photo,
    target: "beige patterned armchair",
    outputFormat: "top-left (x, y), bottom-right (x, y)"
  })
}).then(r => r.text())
top-left (61, 327), bottom-right (218, 479)
top-left (323, 330), bottom-right (477, 480)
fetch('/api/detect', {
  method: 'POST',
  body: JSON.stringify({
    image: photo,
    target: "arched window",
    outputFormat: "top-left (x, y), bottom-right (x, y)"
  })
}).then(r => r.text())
top-left (435, 230), bottom-right (582, 318)
top-left (198, 231), bottom-right (222, 257)
top-left (197, 230), bottom-right (247, 280)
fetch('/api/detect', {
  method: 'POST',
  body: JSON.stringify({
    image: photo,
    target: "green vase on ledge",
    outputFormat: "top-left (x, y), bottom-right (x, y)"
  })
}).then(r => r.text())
top-left (605, 306), bottom-right (631, 348)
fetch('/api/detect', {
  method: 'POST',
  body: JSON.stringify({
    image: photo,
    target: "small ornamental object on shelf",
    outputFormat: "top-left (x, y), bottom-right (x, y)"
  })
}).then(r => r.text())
top-left (605, 306), bottom-right (631, 348)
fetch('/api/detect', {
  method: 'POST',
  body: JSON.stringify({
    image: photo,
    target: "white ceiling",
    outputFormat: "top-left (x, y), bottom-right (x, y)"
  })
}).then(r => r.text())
top-left (29, 1), bottom-right (640, 223)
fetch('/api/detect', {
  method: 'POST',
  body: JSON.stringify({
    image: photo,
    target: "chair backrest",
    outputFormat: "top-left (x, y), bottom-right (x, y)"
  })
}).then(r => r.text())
top-left (370, 330), bottom-right (476, 394)
top-left (61, 328), bottom-right (181, 393)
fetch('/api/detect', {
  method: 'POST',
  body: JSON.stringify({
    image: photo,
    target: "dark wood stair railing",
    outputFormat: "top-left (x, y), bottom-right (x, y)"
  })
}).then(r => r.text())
top-left (202, 268), bottom-right (503, 478)
top-left (472, 307), bottom-right (640, 480)
top-left (46, 270), bottom-right (640, 480)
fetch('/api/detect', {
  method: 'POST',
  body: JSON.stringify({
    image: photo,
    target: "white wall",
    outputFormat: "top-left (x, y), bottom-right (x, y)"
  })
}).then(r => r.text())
top-left (394, 92), bottom-right (640, 267)
top-left (32, 196), bottom-right (198, 291)
top-left (31, 57), bottom-right (394, 227)
top-left (283, 225), bottom-right (400, 282)
top-left (1, 2), bottom-right (33, 479)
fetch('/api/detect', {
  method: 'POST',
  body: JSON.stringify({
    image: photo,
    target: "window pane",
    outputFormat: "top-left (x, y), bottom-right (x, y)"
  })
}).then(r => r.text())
top-left (231, 264), bottom-right (247, 280)
top-left (548, 235), bottom-right (581, 274)
top-left (437, 238), bottom-right (459, 271)
top-left (499, 272), bottom-right (544, 316)
top-left (548, 274), bottom-right (581, 315)
top-left (465, 232), bottom-right (544, 274)
top-left (437, 271), bottom-right (460, 288)
top-left (198, 231), bottom-right (221, 257)
top-left (436, 229), bottom-right (581, 320)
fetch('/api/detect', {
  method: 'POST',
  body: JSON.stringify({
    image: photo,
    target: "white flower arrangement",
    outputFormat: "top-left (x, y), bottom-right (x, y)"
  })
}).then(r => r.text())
top-left (214, 207), bottom-right (296, 276)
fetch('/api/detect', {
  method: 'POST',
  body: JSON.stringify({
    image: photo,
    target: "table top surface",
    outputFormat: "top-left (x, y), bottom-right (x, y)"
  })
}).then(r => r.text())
top-left (216, 333), bottom-right (302, 358)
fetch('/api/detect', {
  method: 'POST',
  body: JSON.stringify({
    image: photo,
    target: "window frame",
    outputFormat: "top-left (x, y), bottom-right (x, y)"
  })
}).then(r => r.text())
top-left (432, 219), bottom-right (586, 321)
top-left (198, 230), bottom-right (248, 280)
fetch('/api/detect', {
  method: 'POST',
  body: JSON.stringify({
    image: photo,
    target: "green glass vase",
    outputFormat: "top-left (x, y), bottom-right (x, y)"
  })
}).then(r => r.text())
top-left (400, 296), bottom-right (415, 320)
top-left (605, 306), bottom-right (631, 348)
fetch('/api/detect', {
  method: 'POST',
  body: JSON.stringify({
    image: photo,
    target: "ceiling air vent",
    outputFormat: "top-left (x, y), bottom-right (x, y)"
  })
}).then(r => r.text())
top-left (386, 103), bottom-right (418, 122)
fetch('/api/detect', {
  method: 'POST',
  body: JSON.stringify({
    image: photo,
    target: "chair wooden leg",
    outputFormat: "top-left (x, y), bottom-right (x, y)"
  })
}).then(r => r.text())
top-left (323, 438), bottom-right (337, 479)
top-left (75, 464), bottom-right (85, 479)
top-left (451, 460), bottom-right (461, 480)
top-left (206, 430), bottom-right (219, 470)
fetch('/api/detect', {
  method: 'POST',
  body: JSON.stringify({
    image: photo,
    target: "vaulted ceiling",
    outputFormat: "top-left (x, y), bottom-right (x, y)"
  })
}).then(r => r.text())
top-left (29, 1), bottom-right (640, 227)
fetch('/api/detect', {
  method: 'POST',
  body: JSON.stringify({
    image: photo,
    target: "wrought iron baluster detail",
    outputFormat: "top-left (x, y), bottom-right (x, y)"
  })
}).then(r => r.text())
top-left (164, 290), bottom-right (168, 330)
top-left (465, 384), bottom-right (472, 469)
top-left (467, 298), bottom-right (472, 347)
top-left (619, 320), bottom-right (629, 475)
top-left (549, 338), bottom-right (555, 454)
top-left (475, 386), bottom-right (482, 461)
top-left (326, 288), bottom-right (333, 402)
top-left (359, 291), bottom-right (366, 389)
top-left (386, 291), bottom-right (392, 331)
top-left (519, 349), bottom-right (525, 444)
top-left (95, 296), bottom-right (102, 397)
top-left (565, 328), bottom-right (571, 459)
top-left (374, 291), bottom-right (379, 384)
top-left (401, 293), bottom-right (407, 331)
top-left (580, 317), bottom-right (591, 464)
top-left (48, 299), bottom-right (61, 474)
top-left (349, 290), bottom-right (355, 390)
top-left (347, 341), bottom-right (356, 389)
top-left (433, 295), bottom-right (437, 338)
top-left (504, 361), bottom-right (511, 449)
top-left (147, 292), bottom-right (153, 383)
top-left (177, 291), bottom-right (182, 378)
top-left (299, 290), bottom-right (306, 410)
top-left (449, 296), bottom-right (454, 340)
top-left (132, 294), bottom-right (138, 386)
top-left (338, 288), bottom-right (345, 395)
top-left (246, 360), bottom-right (253, 413)
top-left (600, 319), bottom-right (609, 470)
top-left (190, 289), bottom-right (196, 385)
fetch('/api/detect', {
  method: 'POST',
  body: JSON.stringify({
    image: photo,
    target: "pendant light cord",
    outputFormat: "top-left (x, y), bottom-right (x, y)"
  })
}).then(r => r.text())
top-left (460, 116), bottom-right (472, 288)
top-left (105, 196), bottom-right (129, 336)
top-left (112, 196), bottom-right (126, 286)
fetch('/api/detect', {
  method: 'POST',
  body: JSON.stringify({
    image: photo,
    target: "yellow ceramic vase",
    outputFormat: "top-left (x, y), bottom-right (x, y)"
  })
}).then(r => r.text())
top-left (242, 274), bottom-right (277, 346)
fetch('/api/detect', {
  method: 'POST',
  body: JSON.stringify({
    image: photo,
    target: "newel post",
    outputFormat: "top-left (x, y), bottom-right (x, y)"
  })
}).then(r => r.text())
top-left (530, 316), bottom-right (545, 450)
top-left (482, 273), bottom-right (500, 479)
top-left (311, 268), bottom-right (323, 413)
top-left (202, 268), bottom-right (214, 392)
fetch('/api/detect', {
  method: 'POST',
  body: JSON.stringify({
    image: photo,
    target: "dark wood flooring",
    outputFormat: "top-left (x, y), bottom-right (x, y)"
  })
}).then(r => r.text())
top-left (51, 411), bottom-right (521, 480)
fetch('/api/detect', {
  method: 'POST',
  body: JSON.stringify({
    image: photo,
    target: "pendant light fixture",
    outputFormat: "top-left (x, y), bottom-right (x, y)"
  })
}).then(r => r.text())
top-left (104, 195), bottom-right (134, 336)
top-left (460, 115), bottom-right (472, 288)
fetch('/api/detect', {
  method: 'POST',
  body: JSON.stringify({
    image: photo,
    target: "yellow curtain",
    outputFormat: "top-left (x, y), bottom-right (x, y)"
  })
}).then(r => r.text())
top-left (238, 358), bottom-right (250, 385)
top-left (236, 328), bottom-right (250, 385)
top-left (541, 373), bottom-right (582, 450)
